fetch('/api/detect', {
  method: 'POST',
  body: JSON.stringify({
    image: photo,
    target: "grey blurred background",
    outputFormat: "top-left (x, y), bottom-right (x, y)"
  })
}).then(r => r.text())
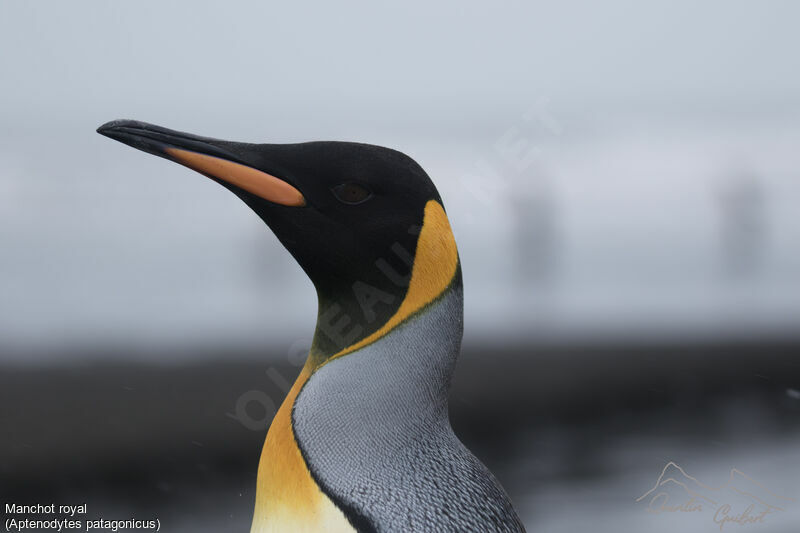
top-left (1, 2), bottom-right (799, 531)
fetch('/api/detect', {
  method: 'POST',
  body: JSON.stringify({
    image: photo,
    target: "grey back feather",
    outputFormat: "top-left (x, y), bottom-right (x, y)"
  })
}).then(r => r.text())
top-left (293, 287), bottom-right (526, 532)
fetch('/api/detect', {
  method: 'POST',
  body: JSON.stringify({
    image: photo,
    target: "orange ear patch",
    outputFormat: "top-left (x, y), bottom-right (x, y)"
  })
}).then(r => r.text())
top-left (166, 147), bottom-right (305, 207)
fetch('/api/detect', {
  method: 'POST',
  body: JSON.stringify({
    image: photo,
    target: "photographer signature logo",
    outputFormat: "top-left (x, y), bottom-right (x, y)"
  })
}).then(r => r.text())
top-left (636, 462), bottom-right (794, 530)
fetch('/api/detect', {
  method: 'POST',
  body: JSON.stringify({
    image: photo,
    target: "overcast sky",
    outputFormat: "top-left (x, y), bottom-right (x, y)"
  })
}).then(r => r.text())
top-left (1, 1), bottom-right (799, 135)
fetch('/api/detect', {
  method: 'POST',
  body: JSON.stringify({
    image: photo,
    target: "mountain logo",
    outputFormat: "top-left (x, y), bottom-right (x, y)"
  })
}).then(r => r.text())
top-left (636, 461), bottom-right (794, 530)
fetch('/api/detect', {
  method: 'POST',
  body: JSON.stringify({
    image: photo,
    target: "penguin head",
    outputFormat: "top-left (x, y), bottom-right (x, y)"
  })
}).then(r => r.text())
top-left (97, 120), bottom-right (459, 357)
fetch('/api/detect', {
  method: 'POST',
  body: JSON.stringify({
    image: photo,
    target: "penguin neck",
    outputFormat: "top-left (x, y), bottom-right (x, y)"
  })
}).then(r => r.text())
top-left (304, 199), bottom-right (461, 368)
top-left (307, 274), bottom-right (464, 370)
top-left (307, 286), bottom-right (402, 367)
top-left (296, 284), bottom-right (465, 431)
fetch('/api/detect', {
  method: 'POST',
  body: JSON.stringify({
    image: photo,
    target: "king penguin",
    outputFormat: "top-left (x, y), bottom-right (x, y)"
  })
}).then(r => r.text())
top-left (97, 120), bottom-right (526, 533)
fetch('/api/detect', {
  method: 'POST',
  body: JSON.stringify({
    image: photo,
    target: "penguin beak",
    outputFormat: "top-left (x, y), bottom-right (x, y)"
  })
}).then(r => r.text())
top-left (96, 119), bottom-right (306, 207)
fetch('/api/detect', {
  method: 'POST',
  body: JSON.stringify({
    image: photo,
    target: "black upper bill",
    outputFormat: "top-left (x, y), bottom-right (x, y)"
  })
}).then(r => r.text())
top-left (96, 119), bottom-right (241, 163)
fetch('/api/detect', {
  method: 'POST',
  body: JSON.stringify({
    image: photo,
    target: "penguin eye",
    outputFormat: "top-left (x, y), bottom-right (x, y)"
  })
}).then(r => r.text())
top-left (331, 182), bottom-right (372, 205)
